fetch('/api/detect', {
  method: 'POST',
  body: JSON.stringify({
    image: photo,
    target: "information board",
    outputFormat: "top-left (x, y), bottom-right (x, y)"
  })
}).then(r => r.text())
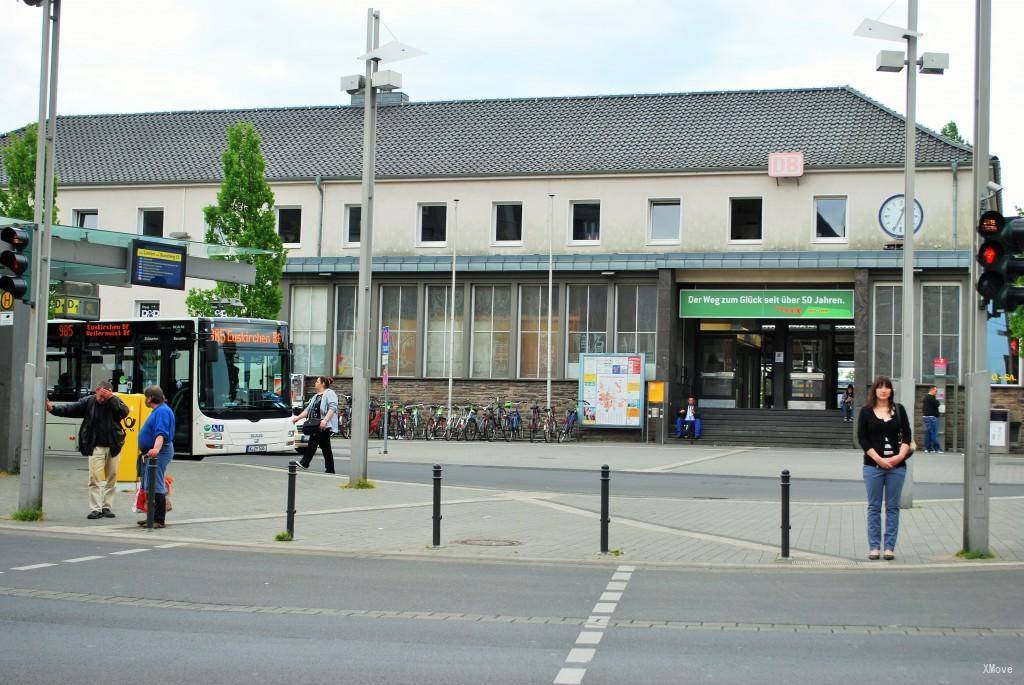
top-left (130, 240), bottom-right (187, 290)
top-left (578, 353), bottom-right (645, 429)
top-left (679, 289), bottom-right (854, 319)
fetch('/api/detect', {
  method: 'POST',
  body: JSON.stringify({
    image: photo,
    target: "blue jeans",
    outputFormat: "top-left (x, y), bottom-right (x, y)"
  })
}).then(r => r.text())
top-left (841, 403), bottom-right (853, 420)
top-left (675, 417), bottom-right (701, 438)
top-left (142, 444), bottom-right (174, 495)
top-left (923, 416), bottom-right (940, 452)
top-left (863, 464), bottom-right (906, 551)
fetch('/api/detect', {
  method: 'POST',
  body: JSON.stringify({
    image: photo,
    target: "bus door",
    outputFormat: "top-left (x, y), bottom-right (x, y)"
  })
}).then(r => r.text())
top-left (136, 340), bottom-right (193, 454)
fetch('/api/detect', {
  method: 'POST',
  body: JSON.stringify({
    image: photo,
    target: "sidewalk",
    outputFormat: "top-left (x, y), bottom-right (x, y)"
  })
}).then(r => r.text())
top-left (1, 448), bottom-right (1022, 569)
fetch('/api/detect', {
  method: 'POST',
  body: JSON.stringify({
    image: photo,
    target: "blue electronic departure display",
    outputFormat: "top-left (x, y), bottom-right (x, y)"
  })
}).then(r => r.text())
top-left (130, 240), bottom-right (187, 290)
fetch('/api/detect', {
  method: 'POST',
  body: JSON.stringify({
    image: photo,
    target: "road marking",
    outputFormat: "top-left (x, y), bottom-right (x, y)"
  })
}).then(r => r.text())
top-left (617, 565), bottom-right (636, 572)
top-left (634, 448), bottom-right (752, 472)
top-left (576, 632), bottom-right (603, 645)
top-left (109, 548), bottom-right (150, 556)
top-left (553, 668), bottom-right (586, 685)
top-left (63, 556), bottom-right (106, 563)
top-left (611, 572), bottom-right (631, 581)
top-left (599, 592), bottom-right (622, 602)
top-left (10, 563), bottom-right (57, 571)
top-left (592, 602), bottom-right (617, 614)
top-left (585, 616), bottom-right (609, 629)
top-left (605, 581), bottom-right (627, 591)
top-left (565, 648), bottom-right (596, 664)
top-left (154, 543), bottom-right (189, 549)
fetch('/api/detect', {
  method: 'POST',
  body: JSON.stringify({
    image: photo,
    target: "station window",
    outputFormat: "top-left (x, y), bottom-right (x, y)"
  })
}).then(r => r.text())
top-left (872, 284), bottom-right (902, 379)
top-left (345, 205), bottom-right (361, 246)
top-left (379, 285), bottom-right (418, 376)
top-left (291, 285), bottom-right (329, 375)
top-left (334, 285), bottom-right (356, 377)
top-left (649, 200), bottom-right (681, 243)
top-left (277, 207), bottom-right (302, 246)
top-left (814, 197), bottom-right (847, 241)
top-left (921, 284), bottom-right (960, 382)
top-left (470, 285), bottom-right (512, 378)
top-left (519, 284), bottom-right (560, 379)
top-left (616, 284), bottom-right (657, 378)
top-left (418, 204), bottom-right (447, 245)
top-left (570, 202), bottom-right (600, 243)
top-left (566, 284), bottom-right (608, 378)
top-left (494, 203), bottom-right (523, 243)
top-left (729, 198), bottom-right (762, 242)
top-left (425, 284), bottom-right (464, 378)
top-left (74, 210), bottom-right (98, 229)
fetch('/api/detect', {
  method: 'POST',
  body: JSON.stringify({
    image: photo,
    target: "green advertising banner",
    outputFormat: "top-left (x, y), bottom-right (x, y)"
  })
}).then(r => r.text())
top-left (679, 289), bottom-right (855, 319)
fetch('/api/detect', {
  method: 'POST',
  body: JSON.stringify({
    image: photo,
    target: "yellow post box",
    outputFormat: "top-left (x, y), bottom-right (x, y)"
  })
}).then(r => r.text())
top-left (115, 393), bottom-right (151, 483)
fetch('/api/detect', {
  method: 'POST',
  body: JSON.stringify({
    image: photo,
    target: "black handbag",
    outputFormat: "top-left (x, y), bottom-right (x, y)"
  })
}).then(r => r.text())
top-left (300, 394), bottom-right (323, 435)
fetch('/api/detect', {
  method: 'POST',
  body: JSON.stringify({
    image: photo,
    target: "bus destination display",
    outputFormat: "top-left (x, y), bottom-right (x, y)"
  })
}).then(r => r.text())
top-left (130, 240), bottom-right (187, 290)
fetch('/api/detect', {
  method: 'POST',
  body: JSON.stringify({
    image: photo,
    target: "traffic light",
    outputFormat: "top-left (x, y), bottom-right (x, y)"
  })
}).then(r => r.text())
top-left (0, 223), bottom-right (33, 301)
top-left (976, 211), bottom-right (1024, 314)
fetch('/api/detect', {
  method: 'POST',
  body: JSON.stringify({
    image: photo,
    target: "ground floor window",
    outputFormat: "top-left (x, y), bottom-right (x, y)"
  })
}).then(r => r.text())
top-left (615, 284), bottom-right (657, 378)
top-left (872, 283), bottom-right (902, 379)
top-left (425, 284), bottom-right (465, 378)
top-left (471, 285), bottom-right (512, 378)
top-left (291, 285), bottom-right (329, 376)
top-left (334, 285), bottom-right (356, 376)
top-left (566, 284), bottom-right (608, 379)
top-left (921, 283), bottom-right (960, 382)
top-left (519, 284), bottom-right (560, 378)
top-left (379, 285), bottom-right (418, 376)
top-left (988, 313), bottom-right (1021, 386)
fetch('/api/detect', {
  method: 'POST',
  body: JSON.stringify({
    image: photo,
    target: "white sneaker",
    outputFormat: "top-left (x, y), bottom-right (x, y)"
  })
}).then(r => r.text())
top-left (291, 461), bottom-right (307, 470)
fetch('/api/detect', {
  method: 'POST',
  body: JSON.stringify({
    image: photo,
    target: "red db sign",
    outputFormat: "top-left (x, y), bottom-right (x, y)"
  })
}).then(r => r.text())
top-left (768, 152), bottom-right (805, 178)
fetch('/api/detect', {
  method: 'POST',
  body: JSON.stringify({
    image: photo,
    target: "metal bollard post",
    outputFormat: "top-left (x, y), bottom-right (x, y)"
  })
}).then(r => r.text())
top-left (286, 461), bottom-right (297, 538)
top-left (432, 464), bottom-right (442, 548)
top-left (780, 469), bottom-right (791, 558)
top-left (146, 456), bottom-right (157, 530)
top-left (600, 464), bottom-right (610, 554)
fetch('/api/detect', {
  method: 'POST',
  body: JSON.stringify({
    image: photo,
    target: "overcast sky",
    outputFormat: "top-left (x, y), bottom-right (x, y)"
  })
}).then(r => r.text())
top-left (1, 0), bottom-right (1021, 212)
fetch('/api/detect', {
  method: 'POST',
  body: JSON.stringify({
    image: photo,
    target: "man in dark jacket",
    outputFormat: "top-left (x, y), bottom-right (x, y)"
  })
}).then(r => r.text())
top-left (922, 386), bottom-right (942, 453)
top-left (47, 381), bottom-right (130, 519)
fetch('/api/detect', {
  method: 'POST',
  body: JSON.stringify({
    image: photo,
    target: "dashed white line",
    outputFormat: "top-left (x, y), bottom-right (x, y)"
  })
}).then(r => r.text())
top-left (592, 602), bottom-right (617, 614)
top-left (599, 592), bottom-right (622, 602)
top-left (62, 556), bottom-right (106, 564)
top-left (576, 632), bottom-right (603, 646)
top-left (154, 543), bottom-right (189, 549)
top-left (585, 615), bottom-right (609, 629)
top-left (611, 572), bottom-right (631, 581)
top-left (10, 563), bottom-right (57, 571)
top-left (605, 581), bottom-right (627, 591)
top-left (617, 566), bottom-right (636, 572)
top-left (553, 668), bottom-right (587, 685)
top-left (109, 549), bottom-right (150, 556)
top-left (565, 648), bottom-right (596, 664)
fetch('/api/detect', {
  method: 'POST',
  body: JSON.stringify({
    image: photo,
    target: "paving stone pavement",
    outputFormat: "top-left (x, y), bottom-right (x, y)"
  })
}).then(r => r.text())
top-left (1, 454), bottom-right (1022, 568)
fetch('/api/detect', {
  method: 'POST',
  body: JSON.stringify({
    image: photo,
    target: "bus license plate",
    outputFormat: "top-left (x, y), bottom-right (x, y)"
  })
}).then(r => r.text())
top-left (246, 445), bottom-right (267, 453)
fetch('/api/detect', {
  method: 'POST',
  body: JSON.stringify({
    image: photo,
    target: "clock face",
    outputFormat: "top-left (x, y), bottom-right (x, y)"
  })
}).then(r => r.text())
top-left (878, 195), bottom-right (924, 239)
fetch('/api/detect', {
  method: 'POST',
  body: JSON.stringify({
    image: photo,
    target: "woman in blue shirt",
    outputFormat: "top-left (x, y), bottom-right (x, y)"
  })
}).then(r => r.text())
top-left (137, 385), bottom-right (175, 528)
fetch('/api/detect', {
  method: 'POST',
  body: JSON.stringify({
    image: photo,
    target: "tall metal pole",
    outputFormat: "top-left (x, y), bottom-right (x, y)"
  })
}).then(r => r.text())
top-left (447, 199), bottom-right (458, 418)
top-left (349, 8), bottom-right (380, 485)
top-left (964, 0), bottom-right (991, 553)
top-left (898, 0), bottom-right (918, 508)
top-left (19, 0), bottom-right (59, 511)
top-left (546, 194), bottom-right (554, 408)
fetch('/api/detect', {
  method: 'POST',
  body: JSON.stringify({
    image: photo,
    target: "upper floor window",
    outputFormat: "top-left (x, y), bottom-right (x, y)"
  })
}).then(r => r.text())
top-left (277, 207), bottom-right (302, 246)
top-left (493, 203), bottom-right (523, 244)
top-left (729, 198), bottom-right (762, 242)
top-left (571, 202), bottom-right (600, 244)
top-left (74, 210), bottom-right (98, 229)
top-left (648, 199), bottom-right (681, 243)
top-left (345, 205), bottom-right (361, 246)
top-left (814, 197), bottom-right (847, 242)
top-left (139, 209), bottom-right (164, 238)
top-left (418, 203), bottom-right (447, 245)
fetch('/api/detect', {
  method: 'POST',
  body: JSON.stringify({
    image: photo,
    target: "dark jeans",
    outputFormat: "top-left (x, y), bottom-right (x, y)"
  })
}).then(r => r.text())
top-left (301, 430), bottom-right (335, 473)
top-left (923, 416), bottom-right (940, 451)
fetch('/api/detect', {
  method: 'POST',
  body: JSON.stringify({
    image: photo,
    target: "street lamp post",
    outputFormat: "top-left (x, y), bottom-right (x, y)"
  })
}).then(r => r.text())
top-left (856, 2), bottom-right (947, 508)
top-left (342, 9), bottom-right (422, 484)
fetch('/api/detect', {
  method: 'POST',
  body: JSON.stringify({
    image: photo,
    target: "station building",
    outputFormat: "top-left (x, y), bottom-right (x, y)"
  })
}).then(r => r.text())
top-left (1, 86), bottom-right (1014, 447)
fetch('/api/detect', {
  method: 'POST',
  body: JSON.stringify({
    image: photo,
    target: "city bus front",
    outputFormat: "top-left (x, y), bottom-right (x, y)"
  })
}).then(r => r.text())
top-left (195, 318), bottom-right (295, 456)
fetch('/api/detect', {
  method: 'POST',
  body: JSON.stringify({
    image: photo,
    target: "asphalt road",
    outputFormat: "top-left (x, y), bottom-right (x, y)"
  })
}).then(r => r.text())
top-left (1, 531), bottom-right (1020, 684)
top-left (230, 453), bottom-right (1024, 501)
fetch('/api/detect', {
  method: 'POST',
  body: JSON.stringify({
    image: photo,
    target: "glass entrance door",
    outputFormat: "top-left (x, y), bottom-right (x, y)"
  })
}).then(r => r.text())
top-left (788, 335), bottom-right (827, 409)
top-left (138, 342), bottom-right (193, 454)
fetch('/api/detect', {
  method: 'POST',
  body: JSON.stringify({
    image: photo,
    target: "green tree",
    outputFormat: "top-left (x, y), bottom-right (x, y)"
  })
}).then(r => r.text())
top-left (1008, 205), bottom-right (1024, 341)
top-left (186, 122), bottom-right (286, 320)
top-left (940, 121), bottom-right (966, 145)
top-left (1, 123), bottom-right (59, 316)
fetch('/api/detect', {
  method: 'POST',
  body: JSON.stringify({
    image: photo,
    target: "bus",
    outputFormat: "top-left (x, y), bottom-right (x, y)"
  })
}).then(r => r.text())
top-left (45, 317), bottom-right (296, 457)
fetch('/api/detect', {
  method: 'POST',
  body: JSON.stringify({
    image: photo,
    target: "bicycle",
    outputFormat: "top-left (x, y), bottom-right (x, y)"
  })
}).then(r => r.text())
top-left (556, 399), bottom-right (585, 443)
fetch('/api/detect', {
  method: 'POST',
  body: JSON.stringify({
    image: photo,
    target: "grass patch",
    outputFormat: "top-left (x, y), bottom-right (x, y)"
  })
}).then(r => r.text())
top-left (607, 548), bottom-right (623, 557)
top-left (342, 478), bottom-right (376, 490)
top-left (11, 506), bottom-right (43, 521)
top-left (274, 531), bottom-right (293, 542)
top-left (956, 548), bottom-right (995, 560)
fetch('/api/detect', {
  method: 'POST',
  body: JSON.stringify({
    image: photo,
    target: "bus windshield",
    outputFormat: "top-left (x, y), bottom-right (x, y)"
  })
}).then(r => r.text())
top-left (199, 345), bottom-right (291, 418)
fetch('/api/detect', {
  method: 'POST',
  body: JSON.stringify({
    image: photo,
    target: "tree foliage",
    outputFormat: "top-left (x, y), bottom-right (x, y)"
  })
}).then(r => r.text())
top-left (186, 122), bottom-right (287, 320)
top-left (1009, 205), bottom-right (1024, 342)
top-left (940, 121), bottom-right (966, 145)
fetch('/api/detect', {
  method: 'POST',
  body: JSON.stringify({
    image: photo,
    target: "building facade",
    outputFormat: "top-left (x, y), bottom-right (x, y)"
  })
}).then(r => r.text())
top-left (2, 86), bottom-right (1016, 446)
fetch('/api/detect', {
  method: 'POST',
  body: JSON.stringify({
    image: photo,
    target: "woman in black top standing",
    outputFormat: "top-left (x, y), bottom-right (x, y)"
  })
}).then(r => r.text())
top-left (856, 376), bottom-right (913, 561)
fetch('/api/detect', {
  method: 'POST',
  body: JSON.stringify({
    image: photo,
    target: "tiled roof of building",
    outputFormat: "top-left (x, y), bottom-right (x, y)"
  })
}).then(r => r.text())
top-left (0, 86), bottom-right (973, 187)
top-left (285, 250), bottom-right (969, 274)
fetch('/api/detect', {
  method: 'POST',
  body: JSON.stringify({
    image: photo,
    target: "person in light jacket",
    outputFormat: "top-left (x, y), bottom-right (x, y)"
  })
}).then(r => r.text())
top-left (292, 376), bottom-right (339, 473)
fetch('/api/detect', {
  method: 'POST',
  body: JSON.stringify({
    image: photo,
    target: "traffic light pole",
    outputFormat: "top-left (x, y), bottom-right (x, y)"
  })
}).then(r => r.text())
top-left (963, 0), bottom-right (992, 554)
top-left (18, 0), bottom-right (60, 511)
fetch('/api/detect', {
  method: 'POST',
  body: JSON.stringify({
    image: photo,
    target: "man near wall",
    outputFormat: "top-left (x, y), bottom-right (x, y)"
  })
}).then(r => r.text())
top-left (47, 381), bottom-right (130, 519)
top-left (923, 386), bottom-right (942, 453)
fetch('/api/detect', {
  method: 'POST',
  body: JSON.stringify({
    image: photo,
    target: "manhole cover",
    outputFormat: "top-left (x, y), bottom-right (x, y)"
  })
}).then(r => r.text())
top-left (455, 538), bottom-right (522, 547)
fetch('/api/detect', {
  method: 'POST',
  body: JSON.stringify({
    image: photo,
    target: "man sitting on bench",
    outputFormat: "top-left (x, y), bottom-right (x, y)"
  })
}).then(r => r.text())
top-left (675, 396), bottom-right (701, 440)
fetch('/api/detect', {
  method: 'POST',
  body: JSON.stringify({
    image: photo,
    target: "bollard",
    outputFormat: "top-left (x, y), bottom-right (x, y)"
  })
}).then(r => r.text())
top-left (780, 469), bottom-right (791, 558)
top-left (432, 464), bottom-right (442, 548)
top-left (286, 461), bottom-right (298, 538)
top-left (600, 465), bottom-right (610, 554)
top-left (146, 456), bottom-right (157, 530)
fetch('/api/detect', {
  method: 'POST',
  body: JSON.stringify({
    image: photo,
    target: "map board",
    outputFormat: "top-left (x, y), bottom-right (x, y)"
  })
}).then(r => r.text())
top-left (578, 353), bottom-right (645, 429)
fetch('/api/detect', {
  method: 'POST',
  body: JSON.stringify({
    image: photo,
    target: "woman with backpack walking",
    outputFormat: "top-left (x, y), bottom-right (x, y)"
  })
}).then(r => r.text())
top-left (856, 376), bottom-right (913, 561)
top-left (292, 376), bottom-right (339, 474)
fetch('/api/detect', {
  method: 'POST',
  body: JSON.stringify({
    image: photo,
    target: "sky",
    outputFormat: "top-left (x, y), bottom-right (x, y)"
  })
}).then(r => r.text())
top-left (1, 0), bottom-right (1022, 212)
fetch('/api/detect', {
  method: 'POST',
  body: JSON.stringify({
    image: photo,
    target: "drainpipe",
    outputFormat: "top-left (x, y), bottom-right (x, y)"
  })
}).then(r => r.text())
top-left (951, 161), bottom-right (958, 251)
top-left (315, 174), bottom-right (325, 257)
